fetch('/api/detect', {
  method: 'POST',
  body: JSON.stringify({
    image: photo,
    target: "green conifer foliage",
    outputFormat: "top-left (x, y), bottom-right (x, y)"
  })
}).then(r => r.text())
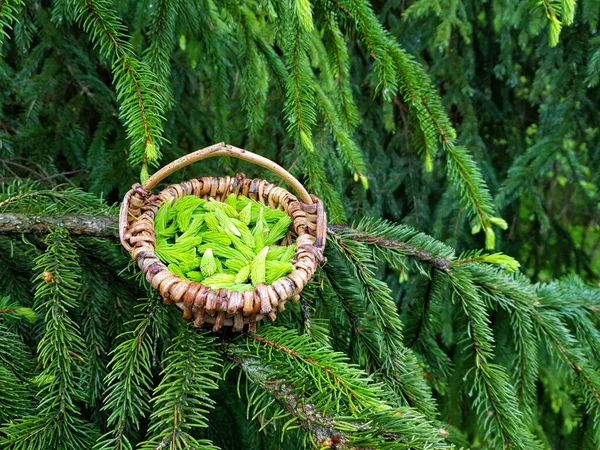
top-left (0, 1), bottom-right (598, 449)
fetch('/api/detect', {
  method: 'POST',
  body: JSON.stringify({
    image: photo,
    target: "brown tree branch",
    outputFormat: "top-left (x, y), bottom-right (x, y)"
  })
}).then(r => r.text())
top-left (0, 215), bottom-right (453, 272)
top-left (227, 352), bottom-right (350, 447)
top-left (0, 213), bottom-right (118, 237)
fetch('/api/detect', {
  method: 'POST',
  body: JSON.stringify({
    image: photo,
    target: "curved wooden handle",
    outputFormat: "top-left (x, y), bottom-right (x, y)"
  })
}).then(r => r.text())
top-left (142, 142), bottom-right (313, 204)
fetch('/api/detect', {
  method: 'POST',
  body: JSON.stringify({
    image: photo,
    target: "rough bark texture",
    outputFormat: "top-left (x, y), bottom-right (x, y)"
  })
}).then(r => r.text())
top-left (0, 213), bottom-right (119, 237)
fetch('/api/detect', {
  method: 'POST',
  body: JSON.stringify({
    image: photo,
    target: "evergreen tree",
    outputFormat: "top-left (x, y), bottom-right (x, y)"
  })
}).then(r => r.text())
top-left (0, 1), bottom-right (599, 449)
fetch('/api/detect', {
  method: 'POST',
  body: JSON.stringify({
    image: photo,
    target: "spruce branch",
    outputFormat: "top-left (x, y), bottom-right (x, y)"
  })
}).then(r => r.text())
top-left (444, 144), bottom-right (500, 248)
top-left (0, 296), bottom-right (35, 322)
top-left (143, 0), bottom-right (180, 109)
top-left (449, 267), bottom-right (542, 450)
top-left (404, 270), bottom-right (454, 389)
top-left (387, 43), bottom-right (454, 167)
top-left (585, 36), bottom-right (600, 86)
top-left (302, 149), bottom-right (347, 223)
top-left (407, 269), bottom-right (436, 349)
top-left (239, 37), bottom-right (269, 137)
top-left (328, 220), bottom-right (543, 447)
top-left (248, 377), bottom-right (345, 445)
top-left (238, 5), bottom-right (287, 91)
top-left (328, 221), bottom-right (454, 272)
top-left (534, 308), bottom-right (600, 401)
top-left (534, 307), bottom-right (600, 446)
top-left (327, 0), bottom-right (503, 245)
top-left (0, 365), bottom-right (33, 424)
top-left (327, 0), bottom-right (398, 100)
top-left (0, 0), bottom-right (23, 53)
top-left (0, 179), bottom-right (116, 215)
top-left (314, 84), bottom-right (368, 186)
top-left (229, 326), bottom-right (453, 449)
top-left (0, 228), bottom-right (98, 449)
top-left (244, 326), bottom-right (383, 414)
top-left (246, 379), bottom-right (454, 450)
top-left (325, 232), bottom-right (439, 418)
top-left (95, 296), bottom-right (168, 450)
top-left (66, 0), bottom-right (165, 170)
top-left (138, 326), bottom-right (221, 450)
top-left (324, 17), bottom-right (359, 130)
top-left (0, 298), bottom-right (36, 423)
top-left (538, 276), bottom-right (600, 362)
top-left (537, 0), bottom-right (577, 46)
top-left (185, 0), bottom-right (232, 141)
top-left (78, 255), bottom-right (112, 407)
top-left (534, 279), bottom-right (600, 446)
top-left (281, 3), bottom-right (318, 153)
top-left (494, 138), bottom-right (561, 209)
top-left (468, 265), bottom-right (539, 423)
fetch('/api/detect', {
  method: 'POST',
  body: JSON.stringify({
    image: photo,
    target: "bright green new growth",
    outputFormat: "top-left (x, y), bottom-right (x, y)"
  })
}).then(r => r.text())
top-left (154, 194), bottom-right (295, 291)
top-left (200, 248), bottom-right (217, 278)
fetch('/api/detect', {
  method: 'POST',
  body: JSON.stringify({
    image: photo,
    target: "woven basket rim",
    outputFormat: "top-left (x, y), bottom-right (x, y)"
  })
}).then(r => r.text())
top-left (122, 173), bottom-right (326, 332)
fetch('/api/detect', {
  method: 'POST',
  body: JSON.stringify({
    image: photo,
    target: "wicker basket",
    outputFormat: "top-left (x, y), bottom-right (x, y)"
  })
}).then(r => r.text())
top-left (119, 143), bottom-right (327, 333)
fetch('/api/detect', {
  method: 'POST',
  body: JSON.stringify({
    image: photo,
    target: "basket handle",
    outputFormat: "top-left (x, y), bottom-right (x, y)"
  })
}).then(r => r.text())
top-left (143, 142), bottom-right (313, 204)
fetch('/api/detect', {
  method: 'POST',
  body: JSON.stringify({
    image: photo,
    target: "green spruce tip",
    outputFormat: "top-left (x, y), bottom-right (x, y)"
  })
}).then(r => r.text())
top-left (239, 202), bottom-right (252, 225)
top-left (250, 246), bottom-right (269, 286)
top-left (200, 248), bottom-right (217, 278)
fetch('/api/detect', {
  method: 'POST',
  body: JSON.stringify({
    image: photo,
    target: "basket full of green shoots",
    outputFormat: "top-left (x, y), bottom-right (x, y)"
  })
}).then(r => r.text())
top-left (119, 143), bottom-right (327, 332)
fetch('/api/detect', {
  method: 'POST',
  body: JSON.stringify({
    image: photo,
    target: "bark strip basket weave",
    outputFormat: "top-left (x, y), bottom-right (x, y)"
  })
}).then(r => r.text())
top-left (119, 143), bottom-right (327, 333)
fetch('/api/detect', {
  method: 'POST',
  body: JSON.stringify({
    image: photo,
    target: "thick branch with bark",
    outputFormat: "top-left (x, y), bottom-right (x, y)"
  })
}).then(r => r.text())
top-left (0, 213), bottom-right (119, 237)
top-left (227, 352), bottom-right (351, 447)
top-left (0, 214), bottom-right (451, 271)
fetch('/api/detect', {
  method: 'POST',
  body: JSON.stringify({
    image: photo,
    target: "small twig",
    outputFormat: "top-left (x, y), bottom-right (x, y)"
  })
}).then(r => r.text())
top-left (300, 299), bottom-right (311, 334)
top-left (37, 170), bottom-right (89, 182)
top-left (68, 350), bottom-right (84, 361)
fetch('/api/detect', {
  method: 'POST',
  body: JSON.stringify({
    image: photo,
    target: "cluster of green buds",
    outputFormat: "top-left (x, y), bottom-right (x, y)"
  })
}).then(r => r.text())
top-left (153, 194), bottom-right (296, 291)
